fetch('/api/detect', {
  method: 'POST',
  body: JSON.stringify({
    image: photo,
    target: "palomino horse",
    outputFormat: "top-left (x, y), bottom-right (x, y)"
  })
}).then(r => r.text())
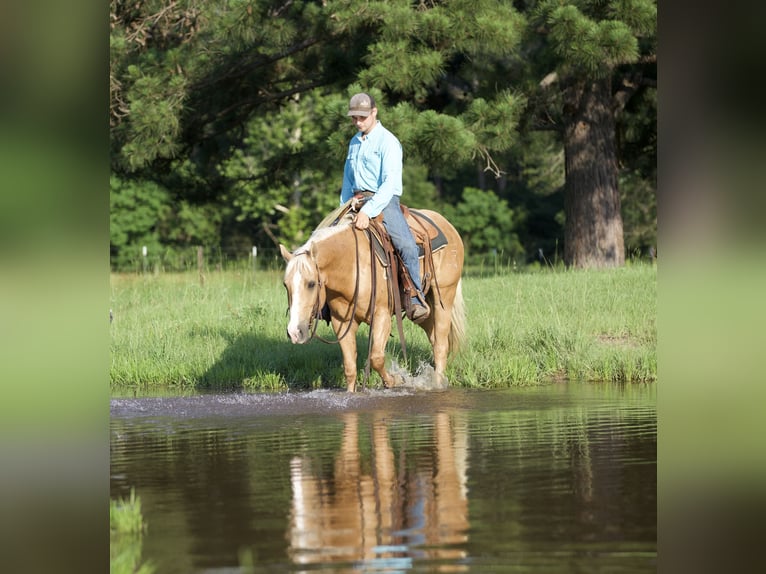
top-left (279, 209), bottom-right (465, 392)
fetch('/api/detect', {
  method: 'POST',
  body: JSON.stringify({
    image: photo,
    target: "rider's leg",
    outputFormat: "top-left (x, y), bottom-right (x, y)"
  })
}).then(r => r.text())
top-left (381, 197), bottom-right (429, 321)
top-left (381, 197), bottom-right (422, 292)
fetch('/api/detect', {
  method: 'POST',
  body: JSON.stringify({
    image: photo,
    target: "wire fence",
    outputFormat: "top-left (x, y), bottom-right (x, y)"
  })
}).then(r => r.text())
top-left (111, 245), bottom-right (286, 274)
top-left (110, 243), bottom-right (633, 276)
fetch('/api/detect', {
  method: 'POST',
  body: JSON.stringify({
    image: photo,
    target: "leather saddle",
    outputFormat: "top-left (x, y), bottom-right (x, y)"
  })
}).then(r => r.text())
top-left (315, 195), bottom-right (448, 323)
top-left (368, 207), bottom-right (448, 266)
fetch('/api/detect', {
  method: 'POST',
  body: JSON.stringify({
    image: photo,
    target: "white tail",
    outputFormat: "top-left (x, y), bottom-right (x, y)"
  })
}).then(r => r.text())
top-left (448, 279), bottom-right (466, 354)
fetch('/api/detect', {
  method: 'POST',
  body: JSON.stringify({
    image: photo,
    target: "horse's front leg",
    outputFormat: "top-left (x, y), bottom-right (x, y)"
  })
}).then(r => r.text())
top-left (369, 312), bottom-right (401, 389)
top-left (335, 319), bottom-right (360, 392)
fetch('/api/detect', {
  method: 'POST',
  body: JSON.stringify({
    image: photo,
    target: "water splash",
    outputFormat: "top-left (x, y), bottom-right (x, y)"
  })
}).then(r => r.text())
top-left (390, 360), bottom-right (448, 391)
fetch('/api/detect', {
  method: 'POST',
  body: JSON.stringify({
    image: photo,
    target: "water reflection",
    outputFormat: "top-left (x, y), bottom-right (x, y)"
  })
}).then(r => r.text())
top-left (288, 411), bottom-right (469, 571)
top-left (110, 385), bottom-right (656, 573)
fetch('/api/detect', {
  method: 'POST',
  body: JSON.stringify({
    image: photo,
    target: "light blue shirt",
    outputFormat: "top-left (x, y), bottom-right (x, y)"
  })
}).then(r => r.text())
top-left (340, 121), bottom-right (403, 218)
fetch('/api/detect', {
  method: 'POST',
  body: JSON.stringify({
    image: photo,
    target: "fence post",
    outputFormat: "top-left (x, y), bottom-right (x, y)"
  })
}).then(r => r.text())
top-left (142, 245), bottom-right (147, 274)
top-left (197, 246), bottom-right (205, 286)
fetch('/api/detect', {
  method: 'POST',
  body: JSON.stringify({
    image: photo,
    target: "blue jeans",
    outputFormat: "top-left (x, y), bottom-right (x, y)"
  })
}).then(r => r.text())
top-left (381, 196), bottom-right (422, 294)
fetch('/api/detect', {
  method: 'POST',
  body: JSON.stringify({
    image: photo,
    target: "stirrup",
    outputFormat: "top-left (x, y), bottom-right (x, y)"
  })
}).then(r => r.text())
top-left (409, 301), bottom-right (430, 323)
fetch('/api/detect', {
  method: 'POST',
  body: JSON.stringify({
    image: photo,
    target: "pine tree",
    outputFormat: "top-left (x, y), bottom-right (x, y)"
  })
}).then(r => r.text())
top-left (110, 1), bottom-right (656, 264)
top-left (110, 0), bottom-right (530, 254)
top-left (525, 0), bottom-right (657, 268)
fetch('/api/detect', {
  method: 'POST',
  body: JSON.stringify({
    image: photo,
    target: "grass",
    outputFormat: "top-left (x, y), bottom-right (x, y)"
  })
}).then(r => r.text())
top-left (110, 263), bottom-right (656, 392)
top-left (455, 264), bottom-right (656, 386)
top-left (110, 489), bottom-right (155, 574)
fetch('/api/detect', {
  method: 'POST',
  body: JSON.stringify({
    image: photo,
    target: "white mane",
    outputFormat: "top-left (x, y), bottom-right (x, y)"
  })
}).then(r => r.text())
top-left (294, 217), bottom-right (352, 256)
top-left (288, 218), bottom-right (352, 275)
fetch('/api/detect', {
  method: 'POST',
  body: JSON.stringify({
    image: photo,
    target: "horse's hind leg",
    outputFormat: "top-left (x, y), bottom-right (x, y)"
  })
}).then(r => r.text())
top-left (422, 294), bottom-right (453, 387)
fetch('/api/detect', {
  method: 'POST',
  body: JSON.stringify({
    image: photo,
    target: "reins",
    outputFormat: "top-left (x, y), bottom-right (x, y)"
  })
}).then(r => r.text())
top-left (308, 226), bottom-right (362, 345)
top-left (300, 222), bottom-right (408, 389)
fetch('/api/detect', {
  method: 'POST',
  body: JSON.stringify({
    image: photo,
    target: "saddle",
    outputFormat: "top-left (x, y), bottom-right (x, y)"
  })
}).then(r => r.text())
top-left (367, 208), bottom-right (446, 299)
top-left (317, 194), bottom-right (448, 322)
top-left (365, 204), bottom-right (450, 330)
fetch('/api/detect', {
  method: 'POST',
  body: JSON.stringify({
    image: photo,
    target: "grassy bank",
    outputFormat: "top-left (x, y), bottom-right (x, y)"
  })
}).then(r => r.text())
top-left (110, 263), bottom-right (656, 392)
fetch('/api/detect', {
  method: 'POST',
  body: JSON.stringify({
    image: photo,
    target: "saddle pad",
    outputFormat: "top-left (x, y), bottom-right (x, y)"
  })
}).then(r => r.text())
top-left (408, 210), bottom-right (448, 257)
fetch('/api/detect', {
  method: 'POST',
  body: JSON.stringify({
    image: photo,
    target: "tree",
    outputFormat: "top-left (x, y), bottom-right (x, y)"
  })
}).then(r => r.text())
top-left (110, 175), bottom-right (222, 269)
top-left (443, 187), bottom-right (524, 262)
top-left (524, 0), bottom-right (657, 268)
top-left (110, 0), bottom-right (530, 258)
top-left (110, 1), bottom-right (656, 269)
top-left (110, 176), bottom-right (171, 268)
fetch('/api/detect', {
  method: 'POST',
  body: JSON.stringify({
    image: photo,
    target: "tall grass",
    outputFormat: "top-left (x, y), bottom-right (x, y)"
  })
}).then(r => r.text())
top-left (110, 263), bottom-right (656, 392)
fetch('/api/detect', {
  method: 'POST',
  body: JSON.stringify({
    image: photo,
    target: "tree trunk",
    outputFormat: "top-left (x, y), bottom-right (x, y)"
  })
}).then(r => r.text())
top-left (562, 76), bottom-right (625, 268)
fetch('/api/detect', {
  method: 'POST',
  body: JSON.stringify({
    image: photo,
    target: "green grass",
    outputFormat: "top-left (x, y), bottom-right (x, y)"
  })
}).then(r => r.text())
top-left (110, 489), bottom-right (145, 535)
top-left (452, 264), bottom-right (656, 386)
top-left (110, 489), bottom-right (155, 574)
top-left (110, 263), bottom-right (656, 392)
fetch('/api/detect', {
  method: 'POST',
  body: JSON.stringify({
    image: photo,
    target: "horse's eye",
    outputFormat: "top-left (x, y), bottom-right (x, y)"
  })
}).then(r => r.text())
top-left (308, 280), bottom-right (316, 289)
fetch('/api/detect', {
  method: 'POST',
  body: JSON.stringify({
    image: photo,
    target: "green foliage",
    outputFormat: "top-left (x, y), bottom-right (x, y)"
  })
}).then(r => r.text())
top-left (531, 0), bottom-right (655, 77)
top-left (545, 5), bottom-right (638, 74)
top-left (110, 489), bottom-right (145, 536)
top-left (443, 187), bottom-right (525, 261)
top-left (110, 176), bottom-right (222, 270)
top-left (413, 111), bottom-right (476, 174)
top-left (220, 92), bottom-right (347, 245)
top-left (402, 162), bottom-right (440, 210)
top-left (609, 0), bottom-right (658, 36)
top-left (110, 176), bottom-right (171, 266)
top-left (463, 93), bottom-right (526, 154)
top-left (119, 70), bottom-right (186, 169)
top-left (361, 42), bottom-right (446, 98)
top-left (501, 131), bottom-right (565, 262)
top-left (109, 0), bottom-right (655, 272)
top-left (620, 169), bottom-right (656, 257)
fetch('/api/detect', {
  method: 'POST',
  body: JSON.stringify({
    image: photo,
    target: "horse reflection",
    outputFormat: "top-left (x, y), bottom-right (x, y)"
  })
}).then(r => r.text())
top-left (288, 411), bottom-right (469, 571)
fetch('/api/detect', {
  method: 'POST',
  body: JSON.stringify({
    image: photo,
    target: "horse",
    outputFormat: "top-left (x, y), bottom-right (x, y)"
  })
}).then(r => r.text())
top-left (279, 209), bottom-right (466, 392)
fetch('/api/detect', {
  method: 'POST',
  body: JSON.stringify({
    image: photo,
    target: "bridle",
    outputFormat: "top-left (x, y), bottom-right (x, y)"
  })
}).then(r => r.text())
top-left (287, 221), bottom-right (412, 388)
top-left (289, 226), bottom-right (363, 345)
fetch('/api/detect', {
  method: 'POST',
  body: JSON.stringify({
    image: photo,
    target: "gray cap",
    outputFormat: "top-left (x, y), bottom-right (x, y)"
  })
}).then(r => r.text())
top-left (347, 93), bottom-right (376, 117)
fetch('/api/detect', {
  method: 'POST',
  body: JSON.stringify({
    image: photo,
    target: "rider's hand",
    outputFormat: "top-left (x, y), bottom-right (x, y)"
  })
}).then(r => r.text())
top-left (351, 194), bottom-right (365, 211)
top-left (353, 211), bottom-right (370, 230)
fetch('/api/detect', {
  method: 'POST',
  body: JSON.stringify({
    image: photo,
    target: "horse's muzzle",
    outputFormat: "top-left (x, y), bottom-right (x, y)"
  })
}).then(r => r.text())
top-left (286, 322), bottom-right (310, 345)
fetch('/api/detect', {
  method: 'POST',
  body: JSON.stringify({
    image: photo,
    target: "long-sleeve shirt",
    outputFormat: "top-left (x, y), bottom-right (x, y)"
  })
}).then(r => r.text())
top-left (339, 121), bottom-right (403, 218)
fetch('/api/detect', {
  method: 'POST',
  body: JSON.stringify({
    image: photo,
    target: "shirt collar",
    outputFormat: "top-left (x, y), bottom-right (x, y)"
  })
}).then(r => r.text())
top-left (357, 120), bottom-right (381, 142)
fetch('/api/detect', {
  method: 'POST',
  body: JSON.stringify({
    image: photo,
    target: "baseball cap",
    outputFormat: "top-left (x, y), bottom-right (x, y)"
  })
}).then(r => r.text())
top-left (347, 93), bottom-right (376, 117)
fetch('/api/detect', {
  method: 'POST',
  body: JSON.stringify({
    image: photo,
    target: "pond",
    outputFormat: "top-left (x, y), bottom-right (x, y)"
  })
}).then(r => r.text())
top-left (110, 383), bottom-right (656, 573)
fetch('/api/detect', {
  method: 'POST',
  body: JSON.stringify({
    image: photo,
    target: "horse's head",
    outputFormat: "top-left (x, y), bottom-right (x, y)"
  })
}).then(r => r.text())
top-left (280, 243), bottom-right (324, 344)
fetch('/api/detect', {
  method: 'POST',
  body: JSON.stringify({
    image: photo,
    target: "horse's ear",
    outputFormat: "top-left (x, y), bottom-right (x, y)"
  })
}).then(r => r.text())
top-left (279, 244), bottom-right (293, 262)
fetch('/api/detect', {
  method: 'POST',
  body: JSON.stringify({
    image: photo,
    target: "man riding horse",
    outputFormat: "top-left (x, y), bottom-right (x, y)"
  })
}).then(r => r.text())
top-left (341, 92), bottom-right (430, 323)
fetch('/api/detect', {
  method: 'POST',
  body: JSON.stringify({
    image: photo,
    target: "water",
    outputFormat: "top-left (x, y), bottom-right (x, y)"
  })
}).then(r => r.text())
top-left (111, 383), bottom-right (656, 573)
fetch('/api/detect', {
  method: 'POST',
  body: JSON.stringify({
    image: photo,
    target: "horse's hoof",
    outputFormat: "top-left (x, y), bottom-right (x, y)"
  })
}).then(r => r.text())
top-left (433, 372), bottom-right (449, 390)
top-left (386, 373), bottom-right (405, 389)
